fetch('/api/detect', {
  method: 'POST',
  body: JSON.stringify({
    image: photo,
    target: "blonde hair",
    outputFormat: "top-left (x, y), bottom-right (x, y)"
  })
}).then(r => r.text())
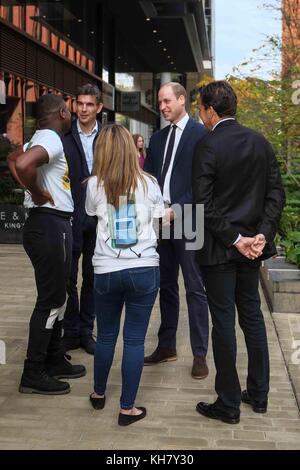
top-left (93, 124), bottom-right (148, 208)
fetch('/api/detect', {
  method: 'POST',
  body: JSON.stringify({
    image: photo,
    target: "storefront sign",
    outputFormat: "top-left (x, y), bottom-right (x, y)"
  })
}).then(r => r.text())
top-left (102, 82), bottom-right (115, 111)
top-left (0, 205), bottom-right (27, 243)
top-left (120, 92), bottom-right (141, 112)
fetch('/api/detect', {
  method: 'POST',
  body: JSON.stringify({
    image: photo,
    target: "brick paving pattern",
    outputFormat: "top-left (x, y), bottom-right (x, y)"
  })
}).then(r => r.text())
top-left (0, 245), bottom-right (299, 450)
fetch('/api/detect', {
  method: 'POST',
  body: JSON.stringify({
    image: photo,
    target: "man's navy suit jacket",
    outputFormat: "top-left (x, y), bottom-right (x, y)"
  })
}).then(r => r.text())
top-left (62, 119), bottom-right (102, 223)
top-left (62, 119), bottom-right (102, 249)
top-left (144, 118), bottom-right (207, 208)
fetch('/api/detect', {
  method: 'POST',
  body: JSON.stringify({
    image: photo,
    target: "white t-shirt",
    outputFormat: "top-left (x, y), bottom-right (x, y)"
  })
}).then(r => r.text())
top-left (23, 129), bottom-right (74, 213)
top-left (85, 175), bottom-right (165, 274)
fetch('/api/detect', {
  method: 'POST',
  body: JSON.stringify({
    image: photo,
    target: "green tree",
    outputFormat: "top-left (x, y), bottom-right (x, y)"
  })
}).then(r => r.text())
top-left (192, 0), bottom-right (300, 266)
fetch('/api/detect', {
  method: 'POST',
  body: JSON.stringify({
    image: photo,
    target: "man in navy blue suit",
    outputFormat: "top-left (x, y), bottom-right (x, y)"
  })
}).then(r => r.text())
top-left (62, 84), bottom-right (102, 355)
top-left (144, 82), bottom-right (209, 379)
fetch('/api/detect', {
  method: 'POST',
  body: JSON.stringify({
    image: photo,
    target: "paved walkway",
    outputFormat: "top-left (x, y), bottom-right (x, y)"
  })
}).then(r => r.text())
top-left (0, 245), bottom-right (299, 450)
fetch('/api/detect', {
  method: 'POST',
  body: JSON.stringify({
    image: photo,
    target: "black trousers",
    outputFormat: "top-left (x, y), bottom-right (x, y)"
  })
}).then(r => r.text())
top-left (64, 215), bottom-right (96, 338)
top-left (201, 260), bottom-right (270, 413)
top-left (23, 210), bottom-right (72, 365)
top-left (157, 229), bottom-right (209, 357)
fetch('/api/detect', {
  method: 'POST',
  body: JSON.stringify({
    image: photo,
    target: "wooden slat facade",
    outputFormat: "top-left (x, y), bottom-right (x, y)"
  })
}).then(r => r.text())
top-left (0, 19), bottom-right (101, 96)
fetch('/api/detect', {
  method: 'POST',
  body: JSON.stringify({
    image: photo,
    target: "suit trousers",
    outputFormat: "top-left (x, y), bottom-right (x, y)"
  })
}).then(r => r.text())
top-left (64, 215), bottom-right (96, 338)
top-left (157, 228), bottom-right (209, 357)
top-left (201, 259), bottom-right (270, 413)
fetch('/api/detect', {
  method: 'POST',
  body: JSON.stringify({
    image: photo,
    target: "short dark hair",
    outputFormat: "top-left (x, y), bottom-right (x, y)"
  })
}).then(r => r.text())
top-left (160, 82), bottom-right (187, 101)
top-left (36, 94), bottom-right (65, 121)
top-left (199, 81), bottom-right (237, 117)
top-left (76, 83), bottom-right (102, 104)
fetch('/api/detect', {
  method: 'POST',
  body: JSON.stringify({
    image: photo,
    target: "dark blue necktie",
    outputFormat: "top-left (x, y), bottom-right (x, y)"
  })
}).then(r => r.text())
top-left (160, 124), bottom-right (177, 191)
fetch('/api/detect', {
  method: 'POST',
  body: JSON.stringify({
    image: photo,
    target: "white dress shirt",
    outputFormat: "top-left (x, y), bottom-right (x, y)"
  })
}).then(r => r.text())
top-left (212, 117), bottom-right (235, 131)
top-left (162, 113), bottom-right (190, 204)
top-left (77, 120), bottom-right (98, 174)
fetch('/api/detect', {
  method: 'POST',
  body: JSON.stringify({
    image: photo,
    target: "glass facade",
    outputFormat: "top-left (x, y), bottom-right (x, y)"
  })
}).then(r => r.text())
top-left (0, 0), bottom-right (214, 145)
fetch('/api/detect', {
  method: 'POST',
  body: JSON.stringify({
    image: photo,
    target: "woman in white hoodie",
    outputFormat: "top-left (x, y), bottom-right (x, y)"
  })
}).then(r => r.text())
top-left (86, 124), bottom-right (164, 426)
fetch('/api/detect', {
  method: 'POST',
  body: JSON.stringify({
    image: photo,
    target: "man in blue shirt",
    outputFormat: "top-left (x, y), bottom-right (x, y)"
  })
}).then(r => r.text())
top-left (62, 84), bottom-right (103, 355)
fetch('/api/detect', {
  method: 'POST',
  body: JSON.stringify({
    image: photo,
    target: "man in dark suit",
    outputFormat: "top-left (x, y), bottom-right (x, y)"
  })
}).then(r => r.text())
top-left (192, 81), bottom-right (285, 424)
top-left (62, 84), bottom-right (102, 355)
top-left (144, 82), bottom-right (209, 379)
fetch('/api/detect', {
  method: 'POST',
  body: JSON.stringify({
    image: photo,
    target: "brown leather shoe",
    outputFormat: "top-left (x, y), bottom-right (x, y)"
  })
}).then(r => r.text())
top-left (144, 347), bottom-right (177, 365)
top-left (191, 356), bottom-right (209, 379)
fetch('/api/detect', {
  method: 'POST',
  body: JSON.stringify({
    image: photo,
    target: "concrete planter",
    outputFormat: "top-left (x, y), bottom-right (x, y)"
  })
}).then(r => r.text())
top-left (0, 205), bottom-right (27, 244)
top-left (260, 257), bottom-right (300, 313)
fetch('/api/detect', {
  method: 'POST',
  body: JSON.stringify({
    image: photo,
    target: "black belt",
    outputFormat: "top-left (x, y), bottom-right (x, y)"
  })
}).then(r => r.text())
top-left (28, 207), bottom-right (73, 219)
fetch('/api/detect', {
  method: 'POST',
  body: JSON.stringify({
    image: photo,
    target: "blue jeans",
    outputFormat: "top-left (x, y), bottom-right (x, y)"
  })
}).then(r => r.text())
top-left (94, 266), bottom-right (159, 409)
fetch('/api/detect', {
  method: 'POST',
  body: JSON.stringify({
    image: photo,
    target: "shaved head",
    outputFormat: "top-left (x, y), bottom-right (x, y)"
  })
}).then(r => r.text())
top-left (36, 94), bottom-right (66, 122)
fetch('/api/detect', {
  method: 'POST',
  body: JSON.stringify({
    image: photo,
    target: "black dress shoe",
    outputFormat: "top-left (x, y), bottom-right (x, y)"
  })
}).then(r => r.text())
top-left (241, 390), bottom-right (268, 413)
top-left (118, 407), bottom-right (147, 426)
top-left (191, 356), bottom-right (209, 379)
top-left (196, 402), bottom-right (240, 424)
top-left (19, 371), bottom-right (70, 395)
top-left (89, 393), bottom-right (106, 410)
top-left (144, 347), bottom-right (177, 365)
top-left (61, 336), bottom-right (81, 352)
top-left (46, 354), bottom-right (86, 379)
top-left (80, 335), bottom-right (96, 355)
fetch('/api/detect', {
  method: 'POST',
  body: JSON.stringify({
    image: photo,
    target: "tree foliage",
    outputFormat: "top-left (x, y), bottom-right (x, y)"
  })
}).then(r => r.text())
top-left (192, 0), bottom-right (300, 266)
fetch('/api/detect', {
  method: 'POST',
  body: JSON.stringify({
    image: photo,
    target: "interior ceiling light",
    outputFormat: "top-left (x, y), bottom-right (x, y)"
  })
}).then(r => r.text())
top-left (163, 48), bottom-right (167, 51)
top-left (146, 18), bottom-right (150, 21)
top-left (158, 39), bottom-right (162, 43)
top-left (78, 18), bottom-right (83, 23)
top-left (153, 30), bottom-right (157, 33)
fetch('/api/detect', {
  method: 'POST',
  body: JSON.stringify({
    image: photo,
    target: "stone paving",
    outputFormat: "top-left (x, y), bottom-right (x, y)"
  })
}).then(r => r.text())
top-left (0, 244), bottom-right (299, 450)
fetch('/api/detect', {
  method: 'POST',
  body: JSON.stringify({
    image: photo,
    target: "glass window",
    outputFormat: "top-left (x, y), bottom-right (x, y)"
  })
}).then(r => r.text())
top-left (12, 6), bottom-right (22, 29)
top-left (0, 6), bottom-right (8, 21)
top-left (59, 39), bottom-right (67, 57)
top-left (88, 59), bottom-right (94, 73)
top-left (51, 33), bottom-right (59, 51)
top-left (26, 5), bottom-right (37, 36)
top-left (81, 55), bottom-right (87, 69)
top-left (102, 69), bottom-right (109, 83)
top-left (76, 50), bottom-right (81, 66)
top-left (41, 25), bottom-right (49, 46)
top-left (68, 45), bottom-right (75, 62)
top-left (115, 73), bottom-right (134, 91)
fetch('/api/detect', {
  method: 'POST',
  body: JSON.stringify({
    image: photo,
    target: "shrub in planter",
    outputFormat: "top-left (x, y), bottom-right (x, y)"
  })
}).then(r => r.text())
top-left (279, 231), bottom-right (300, 268)
top-left (278, 191), bottom-right (300, 269)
